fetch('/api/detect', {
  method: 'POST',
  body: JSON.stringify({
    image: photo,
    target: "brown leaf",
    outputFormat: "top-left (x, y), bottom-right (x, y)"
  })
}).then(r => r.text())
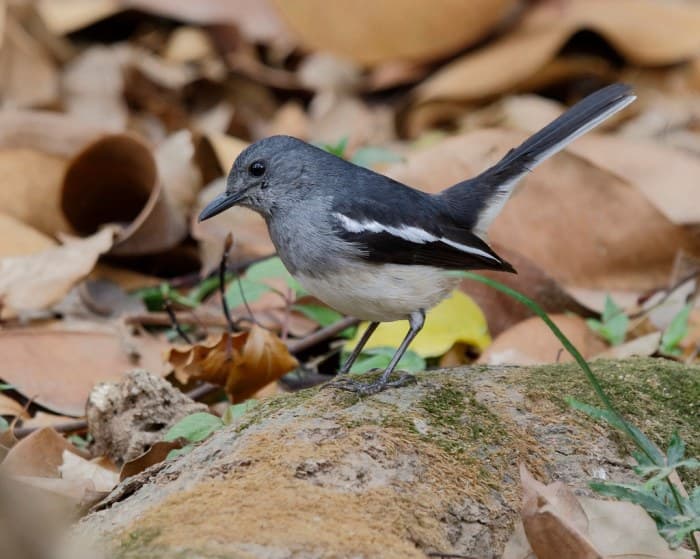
top-left (0, 15), bottom-right (59, 108)
top-left (167, 325), bottom-right (298, 402)
top-left (119, 439), bottom-right (186, 481)
top-left (61, 134), bottom-right (188, 255)
top-left (478, 314), bottom-right (608, 365)
top-left (414, 0), bottom-right (700, 107)
top-left (386, 129), bottom-right (700, 291)
top-left (504, 465), bottom-right (694, 559)
top-left (272, 0), bottom-right (517, 66)
top-left (0, 149), bottom-right (73, 236)
top-left (461, 245), bottom-right (596, 337)
top-left (0, 213), bottom-right (56, 258)
top-left (0, 393), bottom-right (29, 420)
top-left (0, 325), bottom-right (166, 416)
top-left (0, 428), bottom-right (84, 478)
top-left (0, 226), bottom-right (115, 319)
top-left (594, 332), bottom-right (661, 360)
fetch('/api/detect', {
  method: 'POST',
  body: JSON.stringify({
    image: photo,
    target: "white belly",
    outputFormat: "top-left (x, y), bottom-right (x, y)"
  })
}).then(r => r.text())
top-left (295, 263), bottom-right (458, 322)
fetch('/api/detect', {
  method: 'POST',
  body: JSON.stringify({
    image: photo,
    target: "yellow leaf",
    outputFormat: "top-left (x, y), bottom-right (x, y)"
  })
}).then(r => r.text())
top-left (345, 291), bottom-right (490, 358)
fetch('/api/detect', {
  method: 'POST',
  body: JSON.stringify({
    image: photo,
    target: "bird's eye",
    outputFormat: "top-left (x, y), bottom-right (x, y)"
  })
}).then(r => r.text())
top-left (248, 160), bottom-right (266, 177)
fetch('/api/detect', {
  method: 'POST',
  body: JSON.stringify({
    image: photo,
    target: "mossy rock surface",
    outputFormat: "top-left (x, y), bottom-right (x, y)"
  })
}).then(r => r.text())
top-left (73, 358), bottom-right (699, 559)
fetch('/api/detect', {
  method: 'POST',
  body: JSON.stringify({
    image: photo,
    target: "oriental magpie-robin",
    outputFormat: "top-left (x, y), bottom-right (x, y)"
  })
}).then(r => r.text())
top-left (199, 84), bottom-right (635, 395)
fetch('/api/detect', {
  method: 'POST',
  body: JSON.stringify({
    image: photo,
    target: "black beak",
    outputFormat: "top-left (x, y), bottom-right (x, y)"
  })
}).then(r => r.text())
top-left (198, 191), bottom-right (244, 221)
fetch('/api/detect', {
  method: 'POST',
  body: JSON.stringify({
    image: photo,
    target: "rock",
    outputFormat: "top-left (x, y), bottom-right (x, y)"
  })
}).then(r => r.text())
top-left (74, 358), bottom-right (699, 558)
top-left (86, 369), bottom-right (208, 464)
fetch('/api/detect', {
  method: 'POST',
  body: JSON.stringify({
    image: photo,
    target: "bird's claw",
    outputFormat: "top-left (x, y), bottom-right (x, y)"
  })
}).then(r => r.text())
top-left (326, 371), bottom-right (416, 396)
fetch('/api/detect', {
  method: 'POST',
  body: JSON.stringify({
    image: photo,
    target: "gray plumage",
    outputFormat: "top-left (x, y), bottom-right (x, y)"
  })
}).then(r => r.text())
top-left (199, 83), bottom-right (636, 394)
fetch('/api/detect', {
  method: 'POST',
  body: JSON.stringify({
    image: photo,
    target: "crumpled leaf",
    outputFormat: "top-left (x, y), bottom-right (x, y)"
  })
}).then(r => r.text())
top-left (503, 465), bottom-right (694, 559)
top-left (167, 325), bottom-right (298, 402)
top-left (0, 226), bottom-right (116, 319)
top-left (345, 290), bottom-right (490, 359)
top-left (119, 439), bottom-right (187, 481)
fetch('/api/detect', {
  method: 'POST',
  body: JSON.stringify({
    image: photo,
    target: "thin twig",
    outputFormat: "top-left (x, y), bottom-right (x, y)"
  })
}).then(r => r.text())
top-left (164, 299), bottom-right (193, 345)
top-left (124, 312), bottom-right (229, 328)
top-left (219, 233), bottom-right (236, 332)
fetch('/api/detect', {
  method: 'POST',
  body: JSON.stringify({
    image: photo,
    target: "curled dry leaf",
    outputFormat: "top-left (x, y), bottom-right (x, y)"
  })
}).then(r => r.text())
top-left (504, 465), bottom-right (694, 559)
top-left (0, 428), bottom-right (85, 478)
top-left (272, 0), bottom-right (517, 66)
top-left (0, 226), bottom-right (115, 319)
top-left (119, 439), bottom-right (186, 481)
top-left (478, 314), bottom-right (608, 366)
top-left (413, 0), bottom-right (700, 109)
top-left (0, 323), bottom-right (166, 416)
top-left (167, 325), bottom-right (298, 402)
top-left (61, 134), bottom-right (188, 255)
top-left (0, 392), bottom-right (29, 420)
top-left (386, 129), bottom-right (700, 291)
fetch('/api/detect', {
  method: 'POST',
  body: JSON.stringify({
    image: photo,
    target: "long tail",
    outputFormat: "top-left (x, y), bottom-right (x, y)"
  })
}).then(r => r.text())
top-left (439, 83), bottom-right (636, 238)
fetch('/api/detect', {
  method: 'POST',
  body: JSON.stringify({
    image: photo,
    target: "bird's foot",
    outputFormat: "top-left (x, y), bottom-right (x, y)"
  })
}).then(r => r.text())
top-left (326, 370), bottom-right (416, 396)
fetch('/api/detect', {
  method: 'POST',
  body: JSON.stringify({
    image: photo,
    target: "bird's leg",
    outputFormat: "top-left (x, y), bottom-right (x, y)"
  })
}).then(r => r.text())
top-left (332, 310), bottom-right (425, 395)
top-left (337, 321), bottom-right (379, 375)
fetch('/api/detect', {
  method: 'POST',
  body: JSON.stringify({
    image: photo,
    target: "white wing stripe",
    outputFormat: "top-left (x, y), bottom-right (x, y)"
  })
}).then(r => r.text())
top-left (333, 213), bottom-right (500, 262)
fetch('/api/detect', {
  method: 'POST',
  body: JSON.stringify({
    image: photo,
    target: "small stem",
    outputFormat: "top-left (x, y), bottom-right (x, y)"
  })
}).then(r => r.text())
top-left (219, 233), bottom-right (236, 332)
top-left (164, 299), bottom-right (192, 345)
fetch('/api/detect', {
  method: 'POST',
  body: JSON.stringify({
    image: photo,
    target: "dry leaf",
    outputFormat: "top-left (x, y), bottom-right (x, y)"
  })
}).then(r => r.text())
top-left (0, 428), bottom-right (85, 478)
top-left (0, 226), bottom-right (115, 319)
top-left (0, 393), bottom-right (29, 420)
top-left (504, 465), bottom-right (694, 559)
top-left (0, 324), bottom-right (166, 415)
top-left (62, 45), bottom-right (128, 130)
top-left (0, 213), bottom-right (56, 257)
top-left (386, 129), bottom-right (700, 291)
top-left (0, 15), bottom-right (59, 108)
top-left (61, 134), bottom-right (188, 255)
top-left (119, 439), bottom-right (186, 481)
top-left (478, 314), bottom-right (608, 365)
top-left (414, 0), bottom-right (700, 108)
top-left (155, 129), bottom-right (203, 219)
top-left (594, 332), bottom-right (661, 360)
top-left (167, 325), bottom-right (298, 402)
top-left (58, 451), bottom-right (119, 494)
top-left (163, 26), bottom-right (216, 63)
top-left (461, 245), bottom-right (596, 337)
top-left (272, 0), bottom-right (517, 66)
top-left (0, 148), bottom-right (72, 235)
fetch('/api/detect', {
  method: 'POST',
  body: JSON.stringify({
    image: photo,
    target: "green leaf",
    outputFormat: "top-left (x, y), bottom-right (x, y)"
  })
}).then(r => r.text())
top-left (225, 277), bottom-right (271, 309)
top-left (246, 257), bottom-right (305, 295)
top-left (167, 444), bottom-right (194, 460)
top-left (0, 383), bottom-right (13, 391)
top-left (188, 273), bottom-right (232, 304)
top-left (222, 400), bottom-right (258, 425)
top-left (294, 304), bottom-right (356, 338)
top-left (586, 295), bottom-right (628, 345)
top-left (667, 432), bottom-right (685, 466)
top-left (590, 481), bottom-right (678, 519)
top-left (350, 146), bottom-right (403, 169)
top-left (690, 487), bottom-right (700, 511)
top-left (659, 516), bottom-right (700, 548)
top-left (567, 398), bottom-right (664, 465)
top-left (349, 347), bottom-right (425, 375)
top-left (0, 416), bottom-right (8, 431)
top-left (660, 303), bottom-right (691, 356)
top-left (164, 413), bottom-right (223, 444)
top-left (320, 137), bottom-right (349, 158)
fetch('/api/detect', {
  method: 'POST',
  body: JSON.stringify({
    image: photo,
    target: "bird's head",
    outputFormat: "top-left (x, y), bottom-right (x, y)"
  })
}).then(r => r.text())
top-left (199, 135), bottom-right (312, 221)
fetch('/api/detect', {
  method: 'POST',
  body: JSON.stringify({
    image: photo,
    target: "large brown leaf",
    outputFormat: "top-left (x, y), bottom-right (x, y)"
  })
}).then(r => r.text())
top-left (273, 0), bottom-right (517, 66)
top-left (0, 324), bottom-right (166, 416)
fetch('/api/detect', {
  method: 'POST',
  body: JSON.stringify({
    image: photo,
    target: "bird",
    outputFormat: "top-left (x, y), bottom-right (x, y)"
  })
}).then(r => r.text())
top-left (199, 83), bottom-right (635, 395)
